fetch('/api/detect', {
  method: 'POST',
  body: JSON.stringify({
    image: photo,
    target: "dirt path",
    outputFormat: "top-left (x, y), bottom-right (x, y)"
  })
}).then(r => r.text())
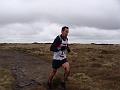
top-left (0, 49), bottom-right (52, 90)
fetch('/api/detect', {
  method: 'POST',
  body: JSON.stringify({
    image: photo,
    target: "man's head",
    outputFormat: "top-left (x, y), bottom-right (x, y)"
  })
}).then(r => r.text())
top-left (61, 26), bottom-right (69, 38)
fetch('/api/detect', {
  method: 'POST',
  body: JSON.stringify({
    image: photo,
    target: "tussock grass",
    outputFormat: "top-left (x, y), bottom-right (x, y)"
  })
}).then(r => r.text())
top-left (0, 68), bottom-right (15, 90)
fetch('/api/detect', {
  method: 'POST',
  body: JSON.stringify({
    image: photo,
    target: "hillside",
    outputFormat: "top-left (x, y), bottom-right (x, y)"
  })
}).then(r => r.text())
top-left (0, 43), bottom-right (120, 90)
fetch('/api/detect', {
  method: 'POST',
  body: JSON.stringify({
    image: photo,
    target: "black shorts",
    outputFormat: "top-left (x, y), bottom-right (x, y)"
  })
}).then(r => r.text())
top-left (52, 58), bottom-right (68, 69)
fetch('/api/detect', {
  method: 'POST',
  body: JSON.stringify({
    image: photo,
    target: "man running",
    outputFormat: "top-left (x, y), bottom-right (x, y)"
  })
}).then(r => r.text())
top-left (48, 26), bottom-right (71, 89)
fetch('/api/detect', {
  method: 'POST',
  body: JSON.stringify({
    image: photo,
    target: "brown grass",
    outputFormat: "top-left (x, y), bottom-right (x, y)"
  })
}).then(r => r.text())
top-left (0, 43), bottom-right (120, 90)
top-left (0, 68), bottom-right (15, 90)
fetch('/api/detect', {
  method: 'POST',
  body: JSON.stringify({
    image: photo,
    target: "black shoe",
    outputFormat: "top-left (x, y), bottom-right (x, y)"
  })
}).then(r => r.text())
top-left (61, 82), bottom-right (66, 89)
top-left (47, 81), bottom-right (52, 89)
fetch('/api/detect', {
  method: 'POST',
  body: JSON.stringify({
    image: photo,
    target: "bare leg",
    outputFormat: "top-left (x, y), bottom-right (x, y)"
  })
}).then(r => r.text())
top-left (48, 69), bottom-right (57, 88)
top-left (61, 62), bottom-right (70, 89)
top-left (62, 62), bottom-right (70, 82)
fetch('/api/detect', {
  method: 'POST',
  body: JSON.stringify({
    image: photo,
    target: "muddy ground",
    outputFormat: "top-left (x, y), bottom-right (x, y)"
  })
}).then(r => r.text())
top-left (0, 43), bottom-right (120, 90)
top-left (0, 49), bottom-right (51, 90)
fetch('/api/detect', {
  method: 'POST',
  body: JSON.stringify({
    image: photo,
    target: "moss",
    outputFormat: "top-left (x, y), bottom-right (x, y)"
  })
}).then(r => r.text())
top-left (52, 77), bottom-right (61, 88)
top-left (67, 73), bottom-right (93, 90)
top-left (0, 68), bottom-right (15, 90)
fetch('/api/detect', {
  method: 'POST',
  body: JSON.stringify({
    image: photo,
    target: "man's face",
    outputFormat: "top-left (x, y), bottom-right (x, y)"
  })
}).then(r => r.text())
top-left (61, 28), bottom-right (69, 37)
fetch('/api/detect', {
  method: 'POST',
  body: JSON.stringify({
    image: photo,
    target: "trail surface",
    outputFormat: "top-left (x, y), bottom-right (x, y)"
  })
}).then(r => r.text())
top-left (0, 49), bottom-right (55, 90)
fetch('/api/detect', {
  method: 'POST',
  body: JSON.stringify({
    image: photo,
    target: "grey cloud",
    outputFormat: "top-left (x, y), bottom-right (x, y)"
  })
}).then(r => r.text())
top-left (0, 0), bottom-right (120, 43)
top-left (0, 22), bottom-right (60, 43)
top-left (70, 27), bottom-right (120, 40)
top-left (0, 21), bottom-right (120, 43)
top-left (0, 0), bottom-right (120, 29)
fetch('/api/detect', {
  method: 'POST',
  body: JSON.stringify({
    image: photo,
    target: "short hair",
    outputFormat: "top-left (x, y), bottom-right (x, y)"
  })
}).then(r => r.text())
top-left (61, 26), bottom-right (69, 32)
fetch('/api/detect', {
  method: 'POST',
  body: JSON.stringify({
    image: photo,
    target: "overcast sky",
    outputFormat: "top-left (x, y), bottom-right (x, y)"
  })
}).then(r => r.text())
top-left (0, 0), bottom-right (120, 43)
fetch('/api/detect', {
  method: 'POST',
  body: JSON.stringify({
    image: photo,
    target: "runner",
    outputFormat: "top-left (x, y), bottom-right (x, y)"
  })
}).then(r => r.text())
top-left (48, 26), bottom-right (71, 89)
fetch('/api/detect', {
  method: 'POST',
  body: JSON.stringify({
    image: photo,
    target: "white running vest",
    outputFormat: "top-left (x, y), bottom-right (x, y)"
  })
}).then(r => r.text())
top-left (53, 35), bottom-right (68, 60)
